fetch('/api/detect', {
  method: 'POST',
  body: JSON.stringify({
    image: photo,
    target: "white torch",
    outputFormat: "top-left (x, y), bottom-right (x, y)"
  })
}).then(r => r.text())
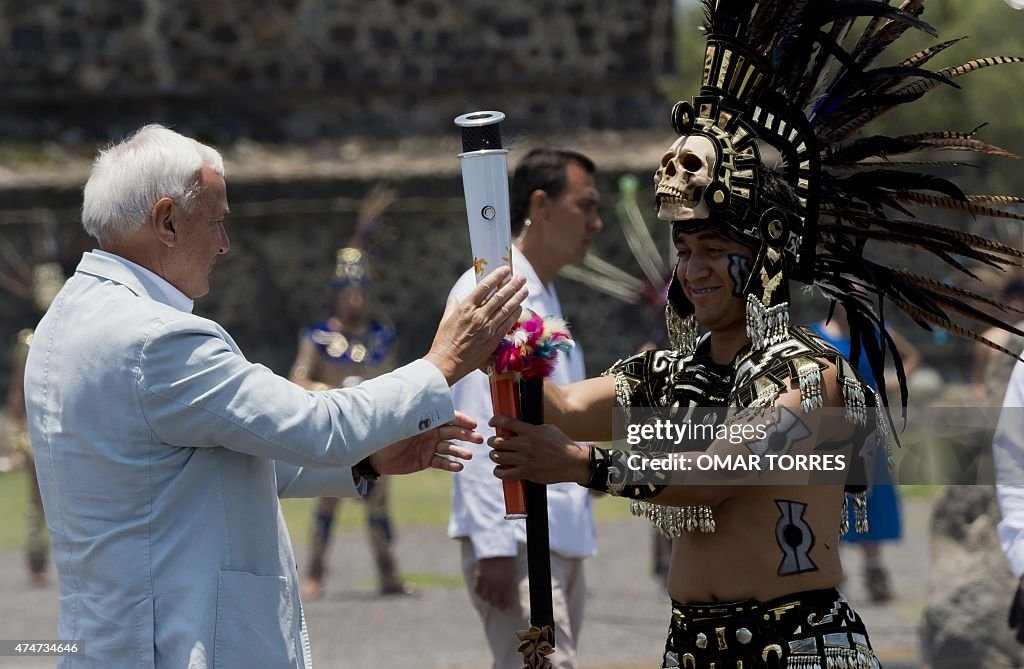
top-left (454, 111), bottom-right (514, 284)
top-left (454, 110), bottom-right (528, 519)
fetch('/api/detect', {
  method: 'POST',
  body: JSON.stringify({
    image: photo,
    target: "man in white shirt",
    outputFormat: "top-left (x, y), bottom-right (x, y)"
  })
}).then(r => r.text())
top-left (23, 124), bottom-right (527, 668)
top-left (994, 356), bottom-right (1024, 643)
top-left (447, 148), bottom-right (603, 669)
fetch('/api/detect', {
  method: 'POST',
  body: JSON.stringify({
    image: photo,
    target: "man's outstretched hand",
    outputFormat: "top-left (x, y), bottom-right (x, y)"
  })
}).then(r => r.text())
top-left (369, 411), bottom-right (479, 476)
top-left (425, 267), bottom-right (528, 386)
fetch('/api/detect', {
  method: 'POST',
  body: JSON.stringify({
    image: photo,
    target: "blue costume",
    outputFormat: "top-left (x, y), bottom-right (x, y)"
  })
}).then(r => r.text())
top-left (811, 323), bottom-right (902, 545)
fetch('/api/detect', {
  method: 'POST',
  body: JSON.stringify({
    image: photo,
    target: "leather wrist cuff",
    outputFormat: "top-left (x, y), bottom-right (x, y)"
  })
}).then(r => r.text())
top-left (584, 446), bottom-right (665, 500)
top-left (585, 446), bottom-right (614, 492)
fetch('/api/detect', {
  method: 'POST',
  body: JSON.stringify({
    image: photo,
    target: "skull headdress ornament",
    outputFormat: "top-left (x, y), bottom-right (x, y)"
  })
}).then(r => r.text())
top-left (655, 133), bottom-right (717, 222)
top-left (661, 0), bottom-right (1024, 408)
top-left (660, 25), bottom-right (819, 355)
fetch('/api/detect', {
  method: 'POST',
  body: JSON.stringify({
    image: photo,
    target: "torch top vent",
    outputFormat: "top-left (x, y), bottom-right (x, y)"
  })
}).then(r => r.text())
top-left (454, 111), bottom-right (505, 153)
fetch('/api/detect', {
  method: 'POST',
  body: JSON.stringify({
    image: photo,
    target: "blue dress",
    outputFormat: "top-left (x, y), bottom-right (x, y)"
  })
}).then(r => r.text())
top-left (811, 323), bottom-right (903, 543)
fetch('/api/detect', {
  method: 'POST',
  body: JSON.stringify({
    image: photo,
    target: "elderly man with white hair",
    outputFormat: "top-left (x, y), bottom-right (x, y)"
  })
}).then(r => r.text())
top-left (24, 124), bottom-right (527, 668)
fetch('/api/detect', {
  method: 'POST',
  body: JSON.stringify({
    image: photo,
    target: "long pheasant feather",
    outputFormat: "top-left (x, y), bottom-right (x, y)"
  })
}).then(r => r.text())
top-left (890, 192), bottom-right (1024, 221)
top-left (887, 295), bottom-right (1024, 360)
top-left (899, 36), bottom-right (967, 69)
top-left (893, 56), bottom-right (1024, 96)
top-left (883, 268), bottom-right (1024, 316)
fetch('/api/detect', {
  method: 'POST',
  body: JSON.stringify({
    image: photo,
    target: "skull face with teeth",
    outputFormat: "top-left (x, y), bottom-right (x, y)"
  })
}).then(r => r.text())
top-left (654, 134), bottom-right (718, 222)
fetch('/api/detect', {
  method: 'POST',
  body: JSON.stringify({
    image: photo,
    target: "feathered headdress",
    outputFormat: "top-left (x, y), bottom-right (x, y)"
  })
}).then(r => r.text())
top-left (660, 0), bottom-right (1024, 408)
top-left (330, 183), bottom-right (398, 291)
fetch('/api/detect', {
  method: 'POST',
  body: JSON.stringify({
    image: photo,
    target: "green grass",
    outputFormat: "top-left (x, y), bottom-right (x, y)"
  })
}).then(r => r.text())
top-left (0, 468), bottom-right (635, 551)
top-left (897, 484), bottom-right (945, 499)
top-left (282, 469), bottom-right (635, 548)
top-left (402, 571), bottom-right (465, 589)
top-left (0, 470), bottom-right (30, 549)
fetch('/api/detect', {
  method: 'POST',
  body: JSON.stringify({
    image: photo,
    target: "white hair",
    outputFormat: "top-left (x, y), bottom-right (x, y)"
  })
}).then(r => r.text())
top-left (81, 124), bottom-right (225, 243)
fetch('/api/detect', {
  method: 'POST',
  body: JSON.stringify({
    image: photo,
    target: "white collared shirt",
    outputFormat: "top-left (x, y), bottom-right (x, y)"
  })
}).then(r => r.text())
top-left (995, 360), bottom-right (1024, 578)
top-left (446, 246), bottom-right (597, 560)
top-left (93, 249), bottom-right (194, 313)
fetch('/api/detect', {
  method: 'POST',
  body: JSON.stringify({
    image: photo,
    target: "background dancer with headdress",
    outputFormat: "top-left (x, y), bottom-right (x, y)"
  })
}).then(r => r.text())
top-left (290, 194), bottom-right (416, 597)
top-left (487, 1), bottom-right (1024, 667)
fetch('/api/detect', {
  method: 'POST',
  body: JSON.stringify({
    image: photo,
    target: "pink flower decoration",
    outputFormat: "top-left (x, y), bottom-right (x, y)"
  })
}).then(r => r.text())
top-left (493, 309), bottom-right (575, 379)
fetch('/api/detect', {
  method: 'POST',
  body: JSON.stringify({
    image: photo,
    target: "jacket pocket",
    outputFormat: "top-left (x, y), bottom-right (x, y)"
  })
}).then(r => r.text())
top-left (214, 570), bottom-right (296, 669)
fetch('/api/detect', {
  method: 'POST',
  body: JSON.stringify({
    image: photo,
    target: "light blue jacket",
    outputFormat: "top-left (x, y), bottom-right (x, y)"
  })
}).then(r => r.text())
top-left (25, 251), bottom-right (454, 668)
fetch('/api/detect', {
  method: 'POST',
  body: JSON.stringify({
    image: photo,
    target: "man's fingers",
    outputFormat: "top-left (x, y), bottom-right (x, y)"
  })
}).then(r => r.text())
top-left (490, 285), bottom-right (529, 325)
top-left (471, 267), bottom-right (512, 305)
top-left (486, 435), bottom-right (524, 452)
top-left (486, 434), bottom-right (531, 453)
top-left (448, 411), bottom-right (478, 430)
top-left (467, 267), bottom-right (513, 307)
top-left (476, 580), bottom-right (504, 609)
top-left (482, 277), bottom-right (528, 319)
top-left (490, 448), bottom-right (526, 466)
top-left (479, 282), bottom-right (527, 328)
top-left (492, 305), bottom-right (524, 342)
top-left (438, 425), bottom-right (482, 445)
top-left (480, 580), bottom-right (506, 610)
top-left (493, 464), bottom-right (526, 481)
top-left (474, 581), bottom-right (492, 604)
top-left (436, 440), bottom-right (474, 460)
top-left (489, 415), bottom-right (532, 435)
top-left (430, 453), bottom-right (464, 472)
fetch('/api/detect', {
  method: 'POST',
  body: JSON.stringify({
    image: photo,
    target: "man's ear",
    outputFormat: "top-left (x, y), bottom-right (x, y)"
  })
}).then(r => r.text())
top-left (527, 189), bottom-right (549, 225)
top-left (151, 197), bottom-right (176, 248)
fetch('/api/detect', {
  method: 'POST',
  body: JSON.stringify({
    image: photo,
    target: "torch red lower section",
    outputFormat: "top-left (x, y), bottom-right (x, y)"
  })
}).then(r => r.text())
top-left (490, 374), bottom-right (527, 519)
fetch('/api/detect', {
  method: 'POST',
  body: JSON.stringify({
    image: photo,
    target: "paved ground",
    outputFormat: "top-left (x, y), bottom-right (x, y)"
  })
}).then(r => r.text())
top-left (0, 498), bottom-right (932, 668)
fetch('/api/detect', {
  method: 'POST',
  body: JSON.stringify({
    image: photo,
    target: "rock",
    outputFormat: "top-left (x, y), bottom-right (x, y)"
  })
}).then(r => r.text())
top-left (920, 485), bottom-right (1024, 668)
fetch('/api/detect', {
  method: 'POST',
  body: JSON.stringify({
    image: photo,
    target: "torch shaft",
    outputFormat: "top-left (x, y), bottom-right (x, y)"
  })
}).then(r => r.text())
top-left (520, 377), bottom-right (554, 636)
